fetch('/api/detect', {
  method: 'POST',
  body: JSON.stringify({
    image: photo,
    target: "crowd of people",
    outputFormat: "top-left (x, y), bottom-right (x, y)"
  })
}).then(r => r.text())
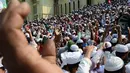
top-left (1, 0), bottom-right (130, 73)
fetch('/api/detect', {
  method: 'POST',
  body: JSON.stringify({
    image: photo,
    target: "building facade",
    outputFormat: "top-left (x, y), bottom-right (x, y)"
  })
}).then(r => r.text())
top-left (7, 0), bottom-right (105, 20)
top-left (58, 0), bottom-right (105, 15)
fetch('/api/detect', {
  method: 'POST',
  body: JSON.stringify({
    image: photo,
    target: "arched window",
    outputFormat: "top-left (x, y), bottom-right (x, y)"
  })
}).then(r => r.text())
top-left (69, 2), bottom-right (71, 13)
top-left (73, 1), bottom-right (75, 10)
top-left (61, 4), bottom-right (63, 14)
top-left (87, 0), bottom-right (91, 5)
top-left (65, 3), bottom-right (67, 14)
top-left (78, 0), bottom-right (80, 9)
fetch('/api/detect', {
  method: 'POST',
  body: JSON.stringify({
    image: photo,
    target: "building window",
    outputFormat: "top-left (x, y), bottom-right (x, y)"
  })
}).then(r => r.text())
top-left (86, 0), bottom-right (87, 5)
top-left (78, 0), bottom-right (80, 9)
top-left (87, 0), bottom-right (91, 5)
top-left (73, 1), bottom-right (75, 10)
top-left (59, 5), bottom-right (60, 15)
top-left (65, 3), bottom-right (67, 14)
top-left (33, 5), bottom-right (37, 15)
top-left (69, 2), bottom-right (71, 13)
top-left (61, 4), bottom-right (63, 14)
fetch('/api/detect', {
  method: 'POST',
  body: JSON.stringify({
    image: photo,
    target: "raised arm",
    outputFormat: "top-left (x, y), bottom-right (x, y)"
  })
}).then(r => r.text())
top-left (116, 25), bottom-right (122, 44)
top-left (76, 46), bottom-right (94, 73)
top-left (89, 24), bottom-right (95, 40)
top-left (26, 28), bottom-right (33, 41)
top-left (101, 25), bottom-right (110, 42)
top-left (0, 0), bottom-right (63, 73)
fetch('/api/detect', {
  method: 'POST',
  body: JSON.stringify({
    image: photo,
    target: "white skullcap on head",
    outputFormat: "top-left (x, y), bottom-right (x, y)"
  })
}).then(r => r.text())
top-left (76, 39), bottom-right (83, 44)
top-left (126, 43), bottom-right (130, 51)
top-left (70, 44), bottom-right (79, 52)
top-left (105, 42), bottom-right (112, 48)
top-left (60, 50), bottom-right (83, 67)
top-left (99, 29), bottom-right (104, 33)
top-left (84, 24), bottom-right (87, 26)
top-left (25, 33), bottom-right (30, 38)
top-left (125, 62), bottom-right (130, 73)
top-left (115, 44), bottom-right (128, 53)
top-left (122, 35), bottom-right (126, 39)
top-left (67, 32), bottom-right (71, 36)
top-left (111, 38), bottom-right (118, 44)
top-left (105, 54), bottom-right (124, 71)
top-left (35, 38), bottom-right (42, 42)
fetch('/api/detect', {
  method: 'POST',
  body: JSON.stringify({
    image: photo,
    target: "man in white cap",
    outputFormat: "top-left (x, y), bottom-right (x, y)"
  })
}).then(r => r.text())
top-left (25, 27), bottom-right (38, 50)
top-left (125, 62), bottom-right (130, 73)
top-left (103, 42), bottom-right (112, 52)
top-left (111, 38), bottom-right (118, 46)
top-left (60, 44), bottom-right (83, 73)
top-left (126, 43), bottom-right (130, 51)
top-left (76, 39), bottom-right (84, 50)
top-left (126, 43), bottom-right (130, 61)
top-left (114, 44), bottom-right (129, 64)
top-left (104, 53), bottom-right (124, 73)
top-left (76, 46), bottom-right (95, 73)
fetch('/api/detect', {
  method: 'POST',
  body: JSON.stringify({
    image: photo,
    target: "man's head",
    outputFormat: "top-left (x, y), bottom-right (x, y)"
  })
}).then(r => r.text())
top-left (104, 54), bottom-right (124, 73)
top-left (103, 42), bottom-right (112, 52)
top-left (114, 44), bottom-right (129, 61)
top-left (76, 39), bottom-right (83, 49)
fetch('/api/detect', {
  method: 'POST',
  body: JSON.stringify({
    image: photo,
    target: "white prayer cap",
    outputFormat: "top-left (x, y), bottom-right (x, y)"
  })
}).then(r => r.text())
top-left (99, 29), bottom-right (104, 33)
top-left (105, 54), bottom-right (124, 71)
top-left (70, 44), bottom-right (79, 52)
top-left (84, 24), bottom-right (87, 26)
top-left (122, 35), bottom-right (126, 39)
top-left (35, 38), bottom-right (42, 43)
top-left (111, 38), bottom-right (118, 44)
top-left (126, 43), bottom-right (130, 51)
top-left (61, 51), bottom-right (83, 67)
top-left (125, 62), bottom-right (130, 73)
top-left (67, 32), bottom-right (71, 36)
top-left (105, 42), bottom-right (112, 48)
top-left (115, 44), bottom-right (128, 53)
top-left (76, 39), bottom-right (83, 44)
top-left (25, 33), bottom-right (30, 38)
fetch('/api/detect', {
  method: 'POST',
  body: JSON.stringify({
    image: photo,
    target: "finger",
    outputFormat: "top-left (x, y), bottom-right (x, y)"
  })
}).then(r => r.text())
top-left (17, 2), bottom-right (30, 18)
top-left (41, 39), bottom-right (56, 64)
top-left (6, 2), bottom-right (30, 29)
top-left (8, 0), bottom-right (20, 9)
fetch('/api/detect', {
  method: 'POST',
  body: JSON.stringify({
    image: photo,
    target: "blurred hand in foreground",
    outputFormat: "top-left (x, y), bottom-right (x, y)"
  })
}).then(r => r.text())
top-left (0, 0), bottom-right (63, 73)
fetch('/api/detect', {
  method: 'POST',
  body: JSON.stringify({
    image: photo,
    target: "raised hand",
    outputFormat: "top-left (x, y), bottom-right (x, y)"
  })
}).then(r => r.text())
top-left (0, 0), bottom-right (63, 73)
top-left (84, 46), bottom-right (95, 59)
